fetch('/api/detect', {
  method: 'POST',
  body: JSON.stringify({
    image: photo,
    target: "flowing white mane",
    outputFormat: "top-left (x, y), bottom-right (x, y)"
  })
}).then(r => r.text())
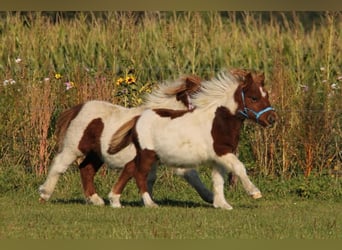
top-left (192, 71), bottom-right (240, 113)
top-left (143, 78), bottom-right (192, 109)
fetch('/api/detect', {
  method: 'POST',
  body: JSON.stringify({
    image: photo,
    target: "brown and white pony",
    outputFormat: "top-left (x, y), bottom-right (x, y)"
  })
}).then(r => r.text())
top-left (39, 75), bottom-right (215, 205)
top-left (107, 70), bottom-right (276, 210)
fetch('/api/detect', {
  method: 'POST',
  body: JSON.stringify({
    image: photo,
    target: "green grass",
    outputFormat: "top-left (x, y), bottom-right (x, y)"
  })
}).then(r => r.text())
top-left (0, 167), bottom-right (341, 239)
top-left (1, 196), bottom-right (341, 239)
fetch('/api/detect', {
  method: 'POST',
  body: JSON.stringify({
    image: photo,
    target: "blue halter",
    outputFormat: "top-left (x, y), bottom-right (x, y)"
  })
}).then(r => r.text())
top-left (238, 91), bottom-right (275, 123)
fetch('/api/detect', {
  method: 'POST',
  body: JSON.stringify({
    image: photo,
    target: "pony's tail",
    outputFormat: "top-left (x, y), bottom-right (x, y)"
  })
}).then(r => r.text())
top-left (107, 115), bottom-right (140, 155)
top-left (55, 103), bottom-right (84, 152)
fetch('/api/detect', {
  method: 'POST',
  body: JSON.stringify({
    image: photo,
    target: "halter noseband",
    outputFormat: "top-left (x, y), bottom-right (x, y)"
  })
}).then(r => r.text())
top-left (238, 91), bottom-right (274, 123)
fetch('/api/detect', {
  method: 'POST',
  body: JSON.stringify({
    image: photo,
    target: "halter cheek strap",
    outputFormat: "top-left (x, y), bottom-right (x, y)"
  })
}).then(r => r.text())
top-left (238, 91), bottom-right (275, 123)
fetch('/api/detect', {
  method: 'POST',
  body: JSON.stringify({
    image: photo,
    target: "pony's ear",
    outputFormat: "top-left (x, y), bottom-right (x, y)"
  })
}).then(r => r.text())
top-left (242, 72), bottom-right (253, 90)
top-left (257, 72), bottom-right (265, 86)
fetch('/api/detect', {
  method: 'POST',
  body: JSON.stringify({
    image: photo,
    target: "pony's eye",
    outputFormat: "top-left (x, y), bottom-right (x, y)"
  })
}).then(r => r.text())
top-left (250, 96), bottom-right (258, 102)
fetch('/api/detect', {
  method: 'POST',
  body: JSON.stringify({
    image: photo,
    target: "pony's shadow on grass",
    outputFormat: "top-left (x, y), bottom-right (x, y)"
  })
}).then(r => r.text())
top-left (120, 198), bottom-right (212, 208)
top-left (49, 198), bottom-right (259, 209)
top-left (49, 198), bottom-right (209, 208)
top-left (51, 198), bottom-right (87, 205)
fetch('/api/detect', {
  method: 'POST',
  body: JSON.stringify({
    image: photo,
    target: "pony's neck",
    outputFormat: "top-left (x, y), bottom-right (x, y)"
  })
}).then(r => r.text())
top-left (211, 106), bottom-right (244, 156)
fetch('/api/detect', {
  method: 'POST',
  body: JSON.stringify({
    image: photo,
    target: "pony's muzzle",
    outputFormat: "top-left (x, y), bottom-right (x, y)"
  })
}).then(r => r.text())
top-left (267, 113), bottom-right (277, 125)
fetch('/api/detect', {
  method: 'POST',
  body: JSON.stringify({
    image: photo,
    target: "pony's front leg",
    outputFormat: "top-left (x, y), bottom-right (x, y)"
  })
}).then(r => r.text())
top-left (211, 166), bottom-right (233, 210)
top-left (218, 153), bottom-right (261, 199)
top-left (174, 168), bottom-right (213, 204)
top-left (79, 152), bottom-right (104, 206)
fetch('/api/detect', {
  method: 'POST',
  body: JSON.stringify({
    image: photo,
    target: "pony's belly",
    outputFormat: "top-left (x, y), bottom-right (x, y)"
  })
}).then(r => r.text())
top-left (156, 143), bottom-right (210, 167)
top-left (103, 144), bottom-right (136, 168)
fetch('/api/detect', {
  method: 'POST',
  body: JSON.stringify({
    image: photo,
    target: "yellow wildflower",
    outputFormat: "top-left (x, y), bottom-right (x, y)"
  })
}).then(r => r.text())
top-left (125, 75), bottom-right (136, 84)
top-left (116, 77), bottom-right (125, 86)
top-left (54, 73), bottom-right (62, 80)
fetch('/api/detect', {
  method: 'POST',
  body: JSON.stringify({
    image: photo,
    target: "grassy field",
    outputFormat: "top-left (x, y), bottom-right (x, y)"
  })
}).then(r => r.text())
top-left (0, 167), bottom-right (341, 239)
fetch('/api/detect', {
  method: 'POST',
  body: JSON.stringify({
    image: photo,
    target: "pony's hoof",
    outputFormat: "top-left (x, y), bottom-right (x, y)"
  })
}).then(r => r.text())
top-left (251, 192), bottom-right (262, 199)
top-left (213, 202), bottom-right (233, 210)
top-left (111, 203), bottom-right (123, 208)
top-left (87, 193), bottom-right (105, 206)
top-left (145, 202), bottom-right (159, 208)
top-left (39, 197), bottom-right (47, 203)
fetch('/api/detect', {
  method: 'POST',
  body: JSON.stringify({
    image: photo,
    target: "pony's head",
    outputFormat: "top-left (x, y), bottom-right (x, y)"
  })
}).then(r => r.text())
top-left (232, 69), bottom-right (276, 127)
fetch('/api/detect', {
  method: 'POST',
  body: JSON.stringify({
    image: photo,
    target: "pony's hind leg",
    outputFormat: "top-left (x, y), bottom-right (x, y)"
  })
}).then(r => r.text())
top-left (39, 150), bottom-right (78, 202)
top-left (147, 163), bottom-right (157, 198)
top-left (174, 168), bottom-right (214, 204)
top-left (135, 149), bottom-right (158, 208)
top-left (108, 160), bottom-right (136, 208)
top-left (109, 149), bottom-right (158, 208)
top-left (211, 166), bottom-right (233, 210)
top-left (79, 152), bottom-right (104, 206)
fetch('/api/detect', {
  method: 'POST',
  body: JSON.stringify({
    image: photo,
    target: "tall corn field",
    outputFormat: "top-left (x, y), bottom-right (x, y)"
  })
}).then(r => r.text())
top-left (0, 11), bottom-right (341, 178)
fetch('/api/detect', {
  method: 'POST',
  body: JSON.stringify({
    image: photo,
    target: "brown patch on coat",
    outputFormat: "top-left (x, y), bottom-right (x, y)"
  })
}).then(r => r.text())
top-left (153, 108), bottom-right (193, 119)
top-left (78, 118), bottom-right (104, 155)
top-left (211, 106), bottom-right (243, 156)
top-left (107, 115), bottom-right (140, 155)
top-left (55, 103), bottom-right (84, 152)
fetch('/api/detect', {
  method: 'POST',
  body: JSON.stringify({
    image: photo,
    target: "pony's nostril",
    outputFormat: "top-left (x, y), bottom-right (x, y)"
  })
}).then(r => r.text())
top-left (268, 114), bottom-right (276, 124)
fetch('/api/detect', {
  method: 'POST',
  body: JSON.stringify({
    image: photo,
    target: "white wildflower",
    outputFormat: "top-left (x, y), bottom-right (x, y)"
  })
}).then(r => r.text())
top-left (331, 83), bottom-right (339, 90)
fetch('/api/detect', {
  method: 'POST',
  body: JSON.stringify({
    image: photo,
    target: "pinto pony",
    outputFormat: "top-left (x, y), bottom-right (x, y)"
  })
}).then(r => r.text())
top-left (39, 75), bottom-right (214, 205)
top-left (108, 70), bottom-right (276, 210)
